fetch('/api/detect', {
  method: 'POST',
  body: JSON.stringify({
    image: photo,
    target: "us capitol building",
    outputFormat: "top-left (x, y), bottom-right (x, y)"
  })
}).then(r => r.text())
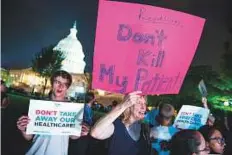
top-left (2, 21), bottom-right (123, 104)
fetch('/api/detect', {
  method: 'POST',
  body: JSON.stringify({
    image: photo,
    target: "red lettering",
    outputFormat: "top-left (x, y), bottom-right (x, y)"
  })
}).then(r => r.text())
top-left (36, 110), bottom-right (41, 115)
top-left (35, 110), bottom-right (57, 116)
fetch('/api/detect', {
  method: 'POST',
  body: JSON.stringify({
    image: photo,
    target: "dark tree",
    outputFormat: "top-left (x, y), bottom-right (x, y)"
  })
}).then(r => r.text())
top-left (32, 45), bottom-right (65, 95)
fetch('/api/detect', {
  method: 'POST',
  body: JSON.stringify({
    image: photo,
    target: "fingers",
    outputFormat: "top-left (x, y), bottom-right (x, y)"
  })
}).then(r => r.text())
top-left (127, 91), bottom-right (142, 96)
top-left (123, 91), bottom-right (145, 108)
top-left (17, 118), bottom-right (30, 125)
top-left (17, 116), bottom-right (30, 132)
top-left (17, 121), bottom-right (29, 126)
top-left (18, 116), bottom-right (29, 121)
top-left (202, 97), bottom-right (207, 101)
top-left (81, 124), bottom-right (90, 136)
top-left (81, 131), bottom-right (88, 136)
top-left (82, 125), bottom-right (90, 132)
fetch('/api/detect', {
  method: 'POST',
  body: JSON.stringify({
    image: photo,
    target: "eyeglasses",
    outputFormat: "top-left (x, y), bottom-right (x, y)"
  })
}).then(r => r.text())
top-left (209, 137), bottom-right (225, 145)
top-left (54, 80), bottom-right (69, 88)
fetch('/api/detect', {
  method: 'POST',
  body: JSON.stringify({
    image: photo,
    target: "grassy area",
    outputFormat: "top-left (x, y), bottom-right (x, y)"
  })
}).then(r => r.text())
top-left (8, 93), bottom-right (31, 104)
top-left (2, 94), bottom-right (32, 155)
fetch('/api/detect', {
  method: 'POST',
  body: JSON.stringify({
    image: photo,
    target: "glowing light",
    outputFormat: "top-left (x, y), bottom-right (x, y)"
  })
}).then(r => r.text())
top-left (224, 101), bottom-right (229, 106)
top-left (148, 106), bottom-right (153, 110)
top-left (53, 21), bottom-right (85, 74)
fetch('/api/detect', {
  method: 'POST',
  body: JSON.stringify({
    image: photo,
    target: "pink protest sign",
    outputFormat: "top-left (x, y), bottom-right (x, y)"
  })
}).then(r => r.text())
top-left (92, 0), bottom-right (205, 95)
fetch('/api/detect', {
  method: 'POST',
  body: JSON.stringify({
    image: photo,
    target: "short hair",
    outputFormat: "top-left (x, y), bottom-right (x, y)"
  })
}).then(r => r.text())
top-left (85, 92), bottom-right (95, 103)
top-left (159, 103), bottom-right (174, 119)
top-left (170, 130), bottom-right (202, 155)
top-left (198, 125), bottom-right (218, 142)
top-left (50, 70), bottom-right (72, 88)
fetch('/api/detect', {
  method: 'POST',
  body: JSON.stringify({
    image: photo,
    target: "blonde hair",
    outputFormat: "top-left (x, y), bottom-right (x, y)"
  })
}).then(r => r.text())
top-left (122, 107), bottom-right (133, 124)
top-left (122, 96), bottom-right (147, 124)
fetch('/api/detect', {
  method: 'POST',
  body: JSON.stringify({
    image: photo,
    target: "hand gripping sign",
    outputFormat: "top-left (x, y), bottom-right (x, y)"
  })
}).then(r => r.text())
top-left (26, 100), bottom-right (84, 136)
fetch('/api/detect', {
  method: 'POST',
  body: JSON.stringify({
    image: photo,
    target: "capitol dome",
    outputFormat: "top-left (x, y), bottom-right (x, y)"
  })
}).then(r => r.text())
top-left (53, 21), bottom-right (86, 74)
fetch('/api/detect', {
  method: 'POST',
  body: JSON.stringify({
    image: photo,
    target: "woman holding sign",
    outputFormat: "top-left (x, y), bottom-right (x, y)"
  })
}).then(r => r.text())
top-left (17, 70), bottom-right (90, 155)
top-left (91, 91), bottom-right (152, 155)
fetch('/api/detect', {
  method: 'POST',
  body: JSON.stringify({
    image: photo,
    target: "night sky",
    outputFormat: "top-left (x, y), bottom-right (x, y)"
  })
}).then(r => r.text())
top-left (2, 0), bottom-right (232, 72)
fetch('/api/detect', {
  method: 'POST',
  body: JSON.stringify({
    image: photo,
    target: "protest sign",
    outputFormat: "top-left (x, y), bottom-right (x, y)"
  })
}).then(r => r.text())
top-left (173, 105), bottom-right (209, 130)
top-left (26, 100), bottom-right (84, 136)
top-left (92, 0), bottom-right (205, 95)
top-left (198, 79), bottom-right (207, 97)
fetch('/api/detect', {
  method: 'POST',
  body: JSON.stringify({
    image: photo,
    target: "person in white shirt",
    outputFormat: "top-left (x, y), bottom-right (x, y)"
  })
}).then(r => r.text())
top-left (17, 70), bottom-right (89, 155)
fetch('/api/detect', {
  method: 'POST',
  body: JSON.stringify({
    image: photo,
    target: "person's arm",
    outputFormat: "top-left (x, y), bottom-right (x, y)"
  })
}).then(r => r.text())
top-left (91, 91), bottom-right (142, 140)
top-left (224, 115), bottom-right (230, 131)
top-left (17, 116), bottom-right (33, 141)
top-left (1, 98), bottom-right (8, 108)
top-left (201, 97), bottom-right (209, 109)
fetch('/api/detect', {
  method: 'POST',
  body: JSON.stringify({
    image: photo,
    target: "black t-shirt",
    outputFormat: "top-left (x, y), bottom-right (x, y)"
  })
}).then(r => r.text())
top-left (107, 119), bottom-right (149, 155)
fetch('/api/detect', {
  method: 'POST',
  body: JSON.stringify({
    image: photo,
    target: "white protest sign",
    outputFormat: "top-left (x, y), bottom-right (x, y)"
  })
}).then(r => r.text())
top-left (173, 105), bottom-right (209, 130)
top-left (26, 99), bottom-right (84, 136)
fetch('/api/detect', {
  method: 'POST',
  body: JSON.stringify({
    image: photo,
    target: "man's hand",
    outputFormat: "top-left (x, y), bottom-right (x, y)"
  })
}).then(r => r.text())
top-left (202, 97), bottom-right (207, 105)
top-left (17, 116), bottom-right (30, 133)
top-left (201, 97), bottom-right (208, 109)
top-left (81, 123), bottom-right (90, 136)
top-left (16, 115), bottom-right (33, 141)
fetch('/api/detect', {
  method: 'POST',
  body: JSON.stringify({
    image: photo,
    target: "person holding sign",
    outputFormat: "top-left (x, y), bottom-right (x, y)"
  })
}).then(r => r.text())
top-left (202, 97), bottom-right (215, 126)
top-left (91, 91), bottom-right (152, 155)
top-left (199, 80), bottom-right (215, 127)
top-left (17, 70), bottom-right (89, 155)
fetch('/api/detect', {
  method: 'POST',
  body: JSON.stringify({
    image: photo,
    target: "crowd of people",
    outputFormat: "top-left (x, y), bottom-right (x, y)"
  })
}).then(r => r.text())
top-left (1, 70), bottom-right (232, 155)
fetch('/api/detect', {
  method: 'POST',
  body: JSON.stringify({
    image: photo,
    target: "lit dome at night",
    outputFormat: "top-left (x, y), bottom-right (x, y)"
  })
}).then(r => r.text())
top-left (53, 21), bottom-right (86, 74)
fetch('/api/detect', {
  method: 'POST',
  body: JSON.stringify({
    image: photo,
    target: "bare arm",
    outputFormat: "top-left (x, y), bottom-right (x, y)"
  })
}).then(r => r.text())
top-left (91, 91), bottom-right (142, 140)
top-left (17, 116), bottom-right (33, 141)
top-left (202, 97), bottom-right (209, 109)
top-left (1, 96), bottom-right (10, 108)
top-left (90, 103), bottom-right (125, 140)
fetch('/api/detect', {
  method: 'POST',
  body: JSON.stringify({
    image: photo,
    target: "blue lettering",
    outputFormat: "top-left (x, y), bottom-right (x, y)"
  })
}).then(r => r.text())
top-left (151, 50), bottom-right (165, 67)
top-left (117, 24), bottom-right (155, 46)
top-left (137, 49), bottom-right (152, 66)
top-left (132, 33), bottom-right (144, 43)
top-left (117, 24), bottom-right (132, 41)
top-left (35, 116), bottom-right (57, 122)
top-left (134, 68), bottom-right (148, 90)
top-left (99, 64), bottom-right (115, 84)
top-left (115, 76), bottom-right (128, 93)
